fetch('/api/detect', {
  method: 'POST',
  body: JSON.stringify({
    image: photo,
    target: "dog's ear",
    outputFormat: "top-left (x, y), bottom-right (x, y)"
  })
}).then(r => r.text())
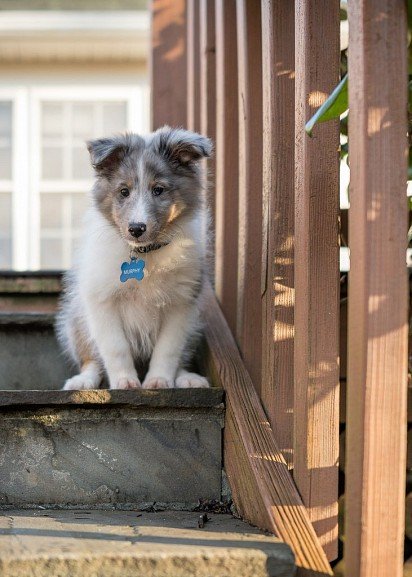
top-left (153, 126), bottom-right (212, 167)
top-left (87, 137), bottom-right (128, 175)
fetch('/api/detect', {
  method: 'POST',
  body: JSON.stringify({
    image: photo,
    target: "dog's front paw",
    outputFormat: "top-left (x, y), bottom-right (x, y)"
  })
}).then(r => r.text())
top-left (111, 376), bottom-right (141, 390)
top-left (63, 374), bottom-right (99, 390)
top-left (143, 376), bottom-right (174, 390)
top-left (175, 372), bottom-right (210, 389)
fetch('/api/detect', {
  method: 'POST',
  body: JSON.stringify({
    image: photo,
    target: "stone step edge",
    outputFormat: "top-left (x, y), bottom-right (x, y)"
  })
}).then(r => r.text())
top-left (0, 388), bottom-right (224, 409)
top-left (0, 510), bottom-right (296, 577)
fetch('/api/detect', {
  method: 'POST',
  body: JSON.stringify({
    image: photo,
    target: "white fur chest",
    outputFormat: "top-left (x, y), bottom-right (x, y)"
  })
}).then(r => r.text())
top-left (76, 209), bottom-right (203, 359)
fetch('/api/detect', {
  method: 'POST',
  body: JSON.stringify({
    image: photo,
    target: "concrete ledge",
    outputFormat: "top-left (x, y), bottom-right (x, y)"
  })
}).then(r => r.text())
top-left (0, 510), bottom-right (296, 577)
top-left (0, 389), bottom-right (224, 409)
top-left (0, 401), bottom-right (224, 508)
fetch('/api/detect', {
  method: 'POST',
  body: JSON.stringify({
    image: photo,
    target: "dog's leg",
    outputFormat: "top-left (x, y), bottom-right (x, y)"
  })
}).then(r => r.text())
top-left (85, 299), bottom-right (141, 390)
top-left (143, 305), bottom-right (208, 389)
top-left (175, 368), bottom-right (209, 389)
top-left (63, 360), bottom-right (102, 391)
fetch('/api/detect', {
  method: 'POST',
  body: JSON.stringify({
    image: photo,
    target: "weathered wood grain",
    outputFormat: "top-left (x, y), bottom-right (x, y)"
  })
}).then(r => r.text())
top-left (260, 0), bottom-right (295, 468)
top-left (151, 0), bottom-right (188, 129)
top-left (294, 0), bottom-right (340, 561)
top-left (214, 0), bottom-right (239, 334)
top-left (187, 0), bottom-right (201, 132)
top-left (235, 0), bottom-right (263, 391)
top-left (345, 2), bottom-right (408, 576)
top-left (201, 283), bottom-right (333, 576)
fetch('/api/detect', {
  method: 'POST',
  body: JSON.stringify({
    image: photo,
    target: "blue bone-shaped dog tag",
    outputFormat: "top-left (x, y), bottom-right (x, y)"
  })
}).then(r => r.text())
top-left (120, 258), bottom-right (145, 283)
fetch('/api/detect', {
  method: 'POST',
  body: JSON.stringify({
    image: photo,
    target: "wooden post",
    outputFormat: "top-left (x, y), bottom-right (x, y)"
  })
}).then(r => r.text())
top-left (235, 0), bottom-right (263, 390)
top-left (151, 0), bottom-right (188, 129)
top-left (294, 0), bottom-right (340, 561)
top-left (345, 1), bottom-right (408, 576)
top-left (187, 0), bottom-right (201, 132)
top-left (199, 0), bottom-right (216, 253)
top-left (261, 0), bottom-right (295, 468)
top-left (214, 0), bottom-right (239, 334)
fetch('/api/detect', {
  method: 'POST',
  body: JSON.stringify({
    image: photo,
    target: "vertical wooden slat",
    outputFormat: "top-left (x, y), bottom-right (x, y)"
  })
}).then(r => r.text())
top-left (187, 0), bottom-right (201, 132)
top-left (235, 0), bottom-right (263, 390)
top-left (151, 0), bottom-right (188, 130)
top-left (294, 0), bottom-right (340, 561)
top-left (214, 0), bottom-right (239, 334)
top-left (345, 1), bottom-right (408, 576)
top-left (261, 0), bottom-right (295, 468)
top-left (200, 0), bottom-right (216, 142)
top-left (199, 0), bottom-right (216, 249)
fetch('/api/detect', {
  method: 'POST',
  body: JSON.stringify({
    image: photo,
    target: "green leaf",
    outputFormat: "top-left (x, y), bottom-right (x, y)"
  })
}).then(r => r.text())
top-left (305, 74), bottom-right (348, 137)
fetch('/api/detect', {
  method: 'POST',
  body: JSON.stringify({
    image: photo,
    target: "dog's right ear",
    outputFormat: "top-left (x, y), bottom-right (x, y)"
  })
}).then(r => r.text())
top-left (87, 137), bottom-right (127, 176)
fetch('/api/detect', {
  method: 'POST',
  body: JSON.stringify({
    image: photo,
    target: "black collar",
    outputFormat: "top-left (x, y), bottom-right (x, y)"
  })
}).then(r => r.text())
top-left (132, 242), bottom-right (169, 254)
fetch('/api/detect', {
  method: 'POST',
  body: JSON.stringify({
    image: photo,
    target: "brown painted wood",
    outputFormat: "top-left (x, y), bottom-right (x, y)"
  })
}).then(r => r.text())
top-left (260, 0), bottom-right (295, 468)
top-left (187, 0), bottom-right (201, 132)
top-left (201, 283), bottom-right (333, 576)
top-left (199, 0), bottom-right (216, 252)
top-left (200, 0), bottom-right (216, 141)
top-left (214, 0), bottom-right (239, 334)
top-left (151, 0), bottom-right (188, 129)
top-left (294, 0), bottom-right (340, 561)
top-left (345, 2), bottom-right (408, 576)
top-left (235, 0), bottom-right (262, 391)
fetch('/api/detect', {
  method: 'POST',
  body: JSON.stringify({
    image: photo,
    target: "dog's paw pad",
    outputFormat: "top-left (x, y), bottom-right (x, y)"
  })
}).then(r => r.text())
top-left (63, 375), bottom-right (98, 391)
top-left (175, 373), bottom-right (210, 389)
top-left (143, 377), bottom-right (173, 390)
top-left (113, 377), bottom-right (141, 390)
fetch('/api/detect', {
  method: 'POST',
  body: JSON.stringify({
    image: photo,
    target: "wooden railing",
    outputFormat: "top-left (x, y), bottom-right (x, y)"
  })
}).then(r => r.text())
top-left (151, 2), bottom-right (409, 576)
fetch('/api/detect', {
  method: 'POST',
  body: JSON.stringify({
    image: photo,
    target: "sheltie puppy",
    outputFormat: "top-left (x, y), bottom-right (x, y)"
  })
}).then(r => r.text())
top-left (56, 126), bottom-right (212, 390)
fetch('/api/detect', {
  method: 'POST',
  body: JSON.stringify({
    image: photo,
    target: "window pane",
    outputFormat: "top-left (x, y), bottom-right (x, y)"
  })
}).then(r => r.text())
top-left (0, 102), bottom-right (12, 138)
top-left (0, 192), bottom-right (11, 232)
top-left (40, 238), bottom-right (62, 269)
top-left (72, 146), bottom-right (93, 179)
top-left (40, 193), bottom-right (63, 228)
top-left (71, 193), bottom-right (89, 225)
top-left (42, 103), bottom-right (64, 138)
top-left (72, 103), bottom-right (94, 138)
top-left (0, 192), bottom-right (12, 269)
top-left (0, 147), bottom-right (11, 180)
top-left (0, 238), bottom-right (11, 269)
top-left (0, 102), bottom-right (12, 180)
top-left (42, 146), bottom-right (64, 179)
top-left (102, 102), bottom-right (127, 134)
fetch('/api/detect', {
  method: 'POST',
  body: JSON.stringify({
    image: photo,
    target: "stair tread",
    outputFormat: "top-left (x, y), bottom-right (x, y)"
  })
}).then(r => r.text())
top-left (0, 388), bottom-right (224, 409)
top-left (0, 312), bottom-right (55, 326)
top-left (0, 510), bottom-right (295, 577)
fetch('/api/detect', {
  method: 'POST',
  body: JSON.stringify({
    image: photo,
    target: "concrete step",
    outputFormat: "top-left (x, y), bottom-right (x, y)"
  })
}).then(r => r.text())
top-left (0, 390), bottom-right (224, 509)
top-left (0, 273), bottom-right (69, 390)
top-left (0, 510), bottom-right (295, 577)
top-left (0, 311), bottom-right (75, 391)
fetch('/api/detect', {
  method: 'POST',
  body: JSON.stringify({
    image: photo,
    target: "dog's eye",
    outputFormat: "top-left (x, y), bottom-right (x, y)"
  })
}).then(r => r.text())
top-left (152, 185), bottom-right (164, 197)
top-left (120, 187), bottom-right (130, 198)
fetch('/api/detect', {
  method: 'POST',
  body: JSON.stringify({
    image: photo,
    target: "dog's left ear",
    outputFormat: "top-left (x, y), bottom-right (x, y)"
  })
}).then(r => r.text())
top-left (153, 126), bottom-right (212, 167)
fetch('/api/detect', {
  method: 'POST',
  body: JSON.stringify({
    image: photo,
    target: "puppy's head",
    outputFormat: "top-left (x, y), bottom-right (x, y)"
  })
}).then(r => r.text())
top-left (87, 126), bottom-right (212, 246)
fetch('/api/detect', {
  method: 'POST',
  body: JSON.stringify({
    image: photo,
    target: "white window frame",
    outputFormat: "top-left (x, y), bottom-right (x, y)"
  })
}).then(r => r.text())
top-left (25, 84), bottom-right (149, 270)
top-left (0, 87), bottom-right (29, 270)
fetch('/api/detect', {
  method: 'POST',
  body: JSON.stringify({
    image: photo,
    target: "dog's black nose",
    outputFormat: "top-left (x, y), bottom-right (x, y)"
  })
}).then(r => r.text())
top-left (128, 223), bottom-right (147, 238)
